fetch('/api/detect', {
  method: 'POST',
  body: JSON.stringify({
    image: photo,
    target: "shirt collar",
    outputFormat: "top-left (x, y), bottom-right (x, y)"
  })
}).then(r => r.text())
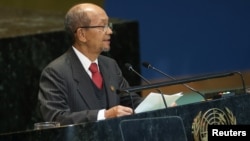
top-left (72, 46), bottom-right (99, 73)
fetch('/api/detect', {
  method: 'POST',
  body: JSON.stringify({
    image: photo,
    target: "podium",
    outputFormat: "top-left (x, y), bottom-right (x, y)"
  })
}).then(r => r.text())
top-left (119, 116), bottom-right (187, 141)
top-left (1, 93), bottom-right (250, 141)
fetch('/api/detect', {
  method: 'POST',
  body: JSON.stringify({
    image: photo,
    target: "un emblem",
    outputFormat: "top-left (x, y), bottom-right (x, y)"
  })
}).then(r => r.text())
top-left (192, 107), bottom-right (236, 141)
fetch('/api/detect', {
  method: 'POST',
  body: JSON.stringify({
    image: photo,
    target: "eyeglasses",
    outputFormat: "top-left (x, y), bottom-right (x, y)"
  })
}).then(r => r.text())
top-left (77, 23), bottom-right (113, 33)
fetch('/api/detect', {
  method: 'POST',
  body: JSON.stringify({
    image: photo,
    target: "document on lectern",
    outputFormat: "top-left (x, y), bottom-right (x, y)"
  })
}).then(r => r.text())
top-left (135, 92), bottom-right (183, 113)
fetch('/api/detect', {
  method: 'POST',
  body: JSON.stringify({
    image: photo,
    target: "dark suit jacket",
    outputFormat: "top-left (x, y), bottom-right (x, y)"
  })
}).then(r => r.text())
top-left (38, 47), bottom-right (142, 125)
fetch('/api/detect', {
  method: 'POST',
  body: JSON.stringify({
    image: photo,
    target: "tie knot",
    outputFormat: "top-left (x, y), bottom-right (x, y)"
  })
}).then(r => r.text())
top-left (89, 63), bottom-right (98, 73)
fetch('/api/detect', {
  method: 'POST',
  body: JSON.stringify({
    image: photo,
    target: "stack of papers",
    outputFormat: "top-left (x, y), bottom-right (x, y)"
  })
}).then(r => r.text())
top-left (135, 92), bottom-right (183, 113)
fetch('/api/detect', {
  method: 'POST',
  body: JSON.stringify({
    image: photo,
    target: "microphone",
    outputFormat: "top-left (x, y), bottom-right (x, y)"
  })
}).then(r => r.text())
top-left (142, 62), bottom-right (207, 101)
top-left (125, 63), bottom-right (151, 85)
top-left (125, 63), bottom-right (168, 108)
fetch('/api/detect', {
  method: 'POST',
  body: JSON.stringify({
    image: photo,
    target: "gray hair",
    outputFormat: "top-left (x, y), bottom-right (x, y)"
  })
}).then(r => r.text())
top-left (64, 5), bottom-right (91, 43)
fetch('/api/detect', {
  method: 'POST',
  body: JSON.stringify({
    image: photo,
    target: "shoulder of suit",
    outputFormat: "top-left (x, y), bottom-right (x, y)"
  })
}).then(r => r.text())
top-left (99, 55), bottom-right (115, 62)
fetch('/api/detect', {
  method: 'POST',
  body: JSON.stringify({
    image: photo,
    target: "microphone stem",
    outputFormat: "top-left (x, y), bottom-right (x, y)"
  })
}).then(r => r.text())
top-left (131, 68), bottom-right (168, 108)
top-left (152, 67), bottom-right (175, 80)
top-left (131, 69), bottom-right (151, 84)
top-left (152, 67), bottom-right (207, 101)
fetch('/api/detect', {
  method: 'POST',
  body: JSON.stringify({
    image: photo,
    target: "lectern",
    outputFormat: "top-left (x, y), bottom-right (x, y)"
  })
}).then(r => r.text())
top-left (1, 92), bottom-right (250, 141)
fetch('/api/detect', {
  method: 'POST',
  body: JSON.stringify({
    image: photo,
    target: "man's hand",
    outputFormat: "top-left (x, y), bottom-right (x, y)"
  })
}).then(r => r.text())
top-left (105, 105), bottom-right (133, 119)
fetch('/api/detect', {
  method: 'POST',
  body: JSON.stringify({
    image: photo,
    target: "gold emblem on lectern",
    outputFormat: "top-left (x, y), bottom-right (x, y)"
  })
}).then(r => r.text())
top-left (192, 107), bottom-right (236, 141)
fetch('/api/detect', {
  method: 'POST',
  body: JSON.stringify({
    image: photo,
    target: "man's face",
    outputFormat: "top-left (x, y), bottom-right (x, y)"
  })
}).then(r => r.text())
top-left (84, 12), bottom-right (113, 53)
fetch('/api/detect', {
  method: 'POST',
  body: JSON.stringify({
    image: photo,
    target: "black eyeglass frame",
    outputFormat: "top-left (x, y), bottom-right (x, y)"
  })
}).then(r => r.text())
top-left (76, 23), bottom-right (113, 33)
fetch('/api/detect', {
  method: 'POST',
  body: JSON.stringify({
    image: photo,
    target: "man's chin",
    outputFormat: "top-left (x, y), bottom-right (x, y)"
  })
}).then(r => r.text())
top-left (102, 47), bottom-right (110, 52)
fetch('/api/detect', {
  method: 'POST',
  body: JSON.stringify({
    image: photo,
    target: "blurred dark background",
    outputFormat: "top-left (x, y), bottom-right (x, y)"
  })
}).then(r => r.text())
top-left (0, 0), bottom-right (141, 134)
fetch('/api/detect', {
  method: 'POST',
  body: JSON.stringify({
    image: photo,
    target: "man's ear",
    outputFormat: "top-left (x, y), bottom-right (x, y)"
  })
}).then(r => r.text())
top-left (76, 28), bottom-right (87, 42)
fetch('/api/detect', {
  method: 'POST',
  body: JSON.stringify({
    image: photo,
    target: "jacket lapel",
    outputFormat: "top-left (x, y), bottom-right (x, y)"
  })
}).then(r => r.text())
top-left (98, 57), bottom-right (118, 107)
top-left (67, 48), bottom-right (100, 109)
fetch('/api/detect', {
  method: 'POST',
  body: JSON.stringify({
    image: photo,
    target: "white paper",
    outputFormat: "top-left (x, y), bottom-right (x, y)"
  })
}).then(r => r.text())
top-left (135, 92), bottom-right (183, 113)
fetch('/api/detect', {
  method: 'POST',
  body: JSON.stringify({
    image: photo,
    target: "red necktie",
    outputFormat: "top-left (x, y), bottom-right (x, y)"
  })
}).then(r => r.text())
top-left (89, 63), bottom-right (103, 89)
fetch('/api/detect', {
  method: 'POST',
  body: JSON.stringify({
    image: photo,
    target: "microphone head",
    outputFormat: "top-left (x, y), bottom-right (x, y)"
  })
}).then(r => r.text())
top-left (125, 63), bottom-right (133, 71)
top-left (142, 62), bottom-right (152, 69)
